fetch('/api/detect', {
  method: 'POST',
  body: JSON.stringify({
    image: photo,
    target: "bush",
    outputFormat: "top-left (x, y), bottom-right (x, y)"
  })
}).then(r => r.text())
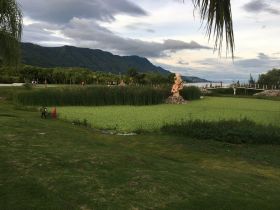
top-left (161, 119), bottom-right (280, 144)
top-left (180, 86), bottom-right (201, 100)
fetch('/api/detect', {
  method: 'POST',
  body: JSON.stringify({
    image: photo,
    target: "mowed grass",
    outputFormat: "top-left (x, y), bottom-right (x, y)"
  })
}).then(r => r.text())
top-left (57, 97), bottom-right (280, 132)
top-left (1, 101), bottom-right (280, 209)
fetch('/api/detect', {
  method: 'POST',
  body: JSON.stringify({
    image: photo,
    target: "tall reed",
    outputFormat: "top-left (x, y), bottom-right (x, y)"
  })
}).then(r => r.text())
top-left (14, 85), bottom-right (202, 106)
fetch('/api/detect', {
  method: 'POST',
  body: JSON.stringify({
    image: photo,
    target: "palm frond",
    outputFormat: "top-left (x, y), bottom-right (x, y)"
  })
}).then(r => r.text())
top-left (191, 0), bottom-right (235, 57)
top-left (0, 0), bottom-right (22, 66)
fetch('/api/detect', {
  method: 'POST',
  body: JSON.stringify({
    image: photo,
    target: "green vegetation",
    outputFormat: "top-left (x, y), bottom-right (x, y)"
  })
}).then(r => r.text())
top-left (206, 87), bottom-right (263, 96)
top-left (57, 97), bottom-right (280, 132)
top-left (1, 101), bottom-right (280, 209)
top-left (0, 64), bottom-right (173, 85)
top-left (180, 86), bottom-right (202, 100)
top-left (20, 43), bottom-right (170, 75)
top-left (0, 0), bottom-right (22, 65)
top-left (258, 68), bottom-right (280, 88)
top-left (15, 86), bottom-right (169, 106)
top-left (162, 119), bottom-right (280, 144)
top-left (14, 86), bottom-right (201, 106)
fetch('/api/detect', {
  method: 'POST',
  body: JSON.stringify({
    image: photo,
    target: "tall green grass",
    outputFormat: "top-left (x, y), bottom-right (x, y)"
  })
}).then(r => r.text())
top-left (181, 86), bottom-right (202, 100)
top-left (161, 119), bottom-right (280, 144)
top-left (14, 86), bottom-right (201, 106)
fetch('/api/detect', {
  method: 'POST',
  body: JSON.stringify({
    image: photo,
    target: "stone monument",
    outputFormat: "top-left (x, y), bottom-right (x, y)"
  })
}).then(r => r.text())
top-left (166, 73), bottom-right (186, 104)
top-left (119, 80), bottom-right (126, 87)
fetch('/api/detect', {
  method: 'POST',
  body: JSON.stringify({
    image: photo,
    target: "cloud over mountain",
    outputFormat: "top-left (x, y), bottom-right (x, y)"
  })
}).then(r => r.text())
top-left (20, 0), bottom-right (210, 58)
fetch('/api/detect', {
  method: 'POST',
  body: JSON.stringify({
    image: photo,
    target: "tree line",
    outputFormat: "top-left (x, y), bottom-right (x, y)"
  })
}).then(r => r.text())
top-left (0, 65), bottom-right (175, 85)
top-left (257, 69), bottom-right (280, 88)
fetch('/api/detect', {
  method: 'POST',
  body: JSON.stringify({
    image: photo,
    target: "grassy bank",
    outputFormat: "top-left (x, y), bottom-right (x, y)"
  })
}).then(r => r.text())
top-left (1, 101), bottom-right (280, 209)
top-left (57, 97), bottom-right (280, 132)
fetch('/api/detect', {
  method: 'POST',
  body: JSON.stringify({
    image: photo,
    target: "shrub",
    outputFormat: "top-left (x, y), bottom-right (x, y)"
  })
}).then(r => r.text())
top-left (161, 119), bottom-right (280, 144)
top-left (180, 86), bottom-right (201, 100)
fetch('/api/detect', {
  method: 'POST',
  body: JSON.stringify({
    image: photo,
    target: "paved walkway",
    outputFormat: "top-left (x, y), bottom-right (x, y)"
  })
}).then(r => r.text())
top-left (0, 83), bottom-right (24, 87)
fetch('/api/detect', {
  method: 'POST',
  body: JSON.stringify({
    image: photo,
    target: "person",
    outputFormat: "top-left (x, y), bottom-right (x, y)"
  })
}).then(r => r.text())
top-left (40, 107), bottom-right (47, 119)
top-left (51, 107), bottom-right (57, 119)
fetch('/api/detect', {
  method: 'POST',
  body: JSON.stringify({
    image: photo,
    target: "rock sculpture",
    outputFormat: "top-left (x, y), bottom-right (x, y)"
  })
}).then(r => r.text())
top-left (166, 73), bottom-right (186, 104)
top-left (119, 80), bottom-right (126, 87)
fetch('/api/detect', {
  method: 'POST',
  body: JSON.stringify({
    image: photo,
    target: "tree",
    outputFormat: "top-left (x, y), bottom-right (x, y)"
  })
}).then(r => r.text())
top-left (168, 73), bottom-right (176, 84)
top-left (258, 69), bottom-right (280, 87)
top-left (248, 74), bottom-right (255, 85)
top-left (0, 0), bottom-right (22, 66)
top-left (127, 68), bottom-right (138, 78)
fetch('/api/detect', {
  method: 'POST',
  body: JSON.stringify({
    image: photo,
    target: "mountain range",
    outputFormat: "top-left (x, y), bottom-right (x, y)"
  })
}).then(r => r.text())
top-left (21, 43), bottom-right (208, 83)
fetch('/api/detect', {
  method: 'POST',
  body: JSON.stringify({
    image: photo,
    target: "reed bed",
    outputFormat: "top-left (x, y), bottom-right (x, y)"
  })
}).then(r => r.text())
top-left (14, 86), bottom-right (201, 106)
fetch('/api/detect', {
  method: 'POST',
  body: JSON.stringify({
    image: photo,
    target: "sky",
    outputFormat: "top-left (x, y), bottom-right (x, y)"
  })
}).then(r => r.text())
top-left (19, 0), bottom-right (280, 81)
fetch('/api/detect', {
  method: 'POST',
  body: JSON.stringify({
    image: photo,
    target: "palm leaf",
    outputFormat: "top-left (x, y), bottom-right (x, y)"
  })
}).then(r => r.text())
top-left (189, 0), bottom-right (234, 57)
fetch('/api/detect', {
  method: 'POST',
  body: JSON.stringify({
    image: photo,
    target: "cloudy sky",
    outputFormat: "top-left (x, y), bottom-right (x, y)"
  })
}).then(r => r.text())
top-left (19, 0), bottom-right (280, 81)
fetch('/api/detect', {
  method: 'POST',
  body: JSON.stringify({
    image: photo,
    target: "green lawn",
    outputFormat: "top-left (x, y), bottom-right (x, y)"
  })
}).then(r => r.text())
top-left (1, 101), bottom-right (280, 209)
top-left (57, 97), bottom-right (280, 132)
top-left (0, 100), bottom-right (280, 210)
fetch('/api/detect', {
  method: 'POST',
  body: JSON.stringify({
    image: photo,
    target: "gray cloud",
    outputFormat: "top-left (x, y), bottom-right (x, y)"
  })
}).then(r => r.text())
top-left (19, 0), bottom-right (147, 23)
top-left (125, 22), bottom-right (155, 33)
top-left (61, 18), bottom-right (210, 57)
top-left (244, 0), bottom-right (280, 15)
top-left (22, 23), bottom-right (71, 46)
top-left (234, 53), bottom-right (279, 69)
top-left (146, 29), bottom-right (155, 33)
top-left (177, 59), bottom-right (189, 65)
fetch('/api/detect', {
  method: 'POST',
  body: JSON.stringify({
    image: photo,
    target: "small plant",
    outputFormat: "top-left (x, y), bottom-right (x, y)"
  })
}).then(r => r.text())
top-left (23, 83), bottom-right (32, 90)
top-left (72, 119), bottom-right (91, 128)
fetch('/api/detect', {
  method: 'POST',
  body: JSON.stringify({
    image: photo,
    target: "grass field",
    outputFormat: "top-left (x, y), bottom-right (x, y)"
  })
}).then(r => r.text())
top-left (1, 100), bottom-right (280, 209)
top-left (57, 97), bottom-right (280, 132)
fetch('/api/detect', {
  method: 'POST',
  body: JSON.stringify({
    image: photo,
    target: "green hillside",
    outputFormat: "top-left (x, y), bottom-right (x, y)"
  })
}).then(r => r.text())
top-left (21, 43), bottom-right (208, 82)
top-left (21, 43), bottom-right (169, 75)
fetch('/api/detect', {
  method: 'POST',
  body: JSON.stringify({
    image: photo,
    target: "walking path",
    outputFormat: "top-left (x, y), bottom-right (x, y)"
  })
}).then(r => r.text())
top-left (0, 83), bottom-right (24, 87)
